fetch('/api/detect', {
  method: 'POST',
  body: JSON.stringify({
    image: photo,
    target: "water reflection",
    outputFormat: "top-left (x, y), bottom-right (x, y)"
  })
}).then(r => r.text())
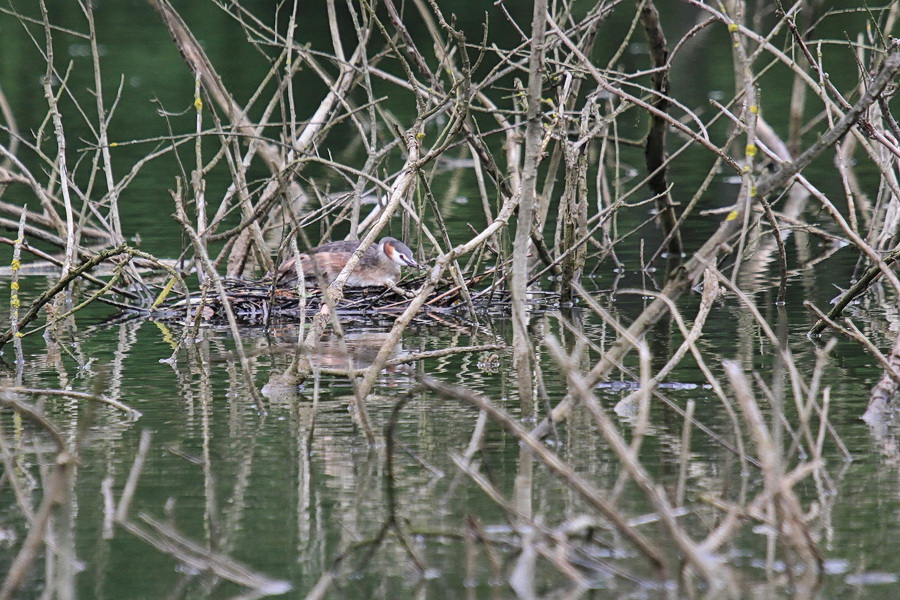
top-left (0, 276), bottom-right (898, 598)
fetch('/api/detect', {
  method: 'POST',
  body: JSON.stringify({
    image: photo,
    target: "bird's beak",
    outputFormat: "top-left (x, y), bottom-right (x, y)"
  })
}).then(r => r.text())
top-left (400, 254), bottom-right (419, 268)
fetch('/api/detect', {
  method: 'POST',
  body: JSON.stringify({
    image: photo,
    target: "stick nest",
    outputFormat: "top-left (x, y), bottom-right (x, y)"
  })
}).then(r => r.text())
top-left (149, 277), bottom-right (562, 325)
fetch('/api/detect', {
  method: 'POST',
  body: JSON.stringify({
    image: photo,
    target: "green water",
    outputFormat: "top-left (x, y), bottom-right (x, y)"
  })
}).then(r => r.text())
top-left (1, 1), bottom-right (899, 598)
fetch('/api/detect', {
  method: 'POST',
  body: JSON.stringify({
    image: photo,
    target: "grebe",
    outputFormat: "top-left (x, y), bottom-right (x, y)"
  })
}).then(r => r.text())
top-left (277, 237), bottom-right (418, 287)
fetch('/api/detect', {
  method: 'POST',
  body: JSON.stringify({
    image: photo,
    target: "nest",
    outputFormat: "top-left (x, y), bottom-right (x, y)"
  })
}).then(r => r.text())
top-left (149, 277), bottom-right (562, 325)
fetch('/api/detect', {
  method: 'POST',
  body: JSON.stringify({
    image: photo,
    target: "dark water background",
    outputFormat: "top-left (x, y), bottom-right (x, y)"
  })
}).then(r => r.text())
top-left (1, 1), bottom-right (900, 598)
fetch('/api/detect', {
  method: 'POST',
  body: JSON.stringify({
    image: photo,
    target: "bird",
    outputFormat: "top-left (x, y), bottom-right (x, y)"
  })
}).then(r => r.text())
top-left (276, 237), bottom-right (419, 287)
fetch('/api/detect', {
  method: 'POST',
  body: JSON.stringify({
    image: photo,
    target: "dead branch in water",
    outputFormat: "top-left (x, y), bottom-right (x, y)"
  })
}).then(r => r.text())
top-left (1, 1), bottom-right (899, 596)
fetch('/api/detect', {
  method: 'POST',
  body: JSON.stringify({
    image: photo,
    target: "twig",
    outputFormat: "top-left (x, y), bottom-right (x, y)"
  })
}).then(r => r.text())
top-left (416, 372), bottom-right (670, 576)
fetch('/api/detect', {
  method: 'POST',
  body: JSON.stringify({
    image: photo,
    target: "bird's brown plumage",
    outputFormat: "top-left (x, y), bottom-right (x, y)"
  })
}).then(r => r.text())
top-left (277, 237), bottom-right (417, 287)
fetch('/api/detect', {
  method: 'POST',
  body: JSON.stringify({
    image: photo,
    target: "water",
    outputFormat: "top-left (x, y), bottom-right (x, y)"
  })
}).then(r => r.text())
top-left (3, 270), bottom-right (896, 598)
top-left (2, 0), bottom-right (900, 598)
